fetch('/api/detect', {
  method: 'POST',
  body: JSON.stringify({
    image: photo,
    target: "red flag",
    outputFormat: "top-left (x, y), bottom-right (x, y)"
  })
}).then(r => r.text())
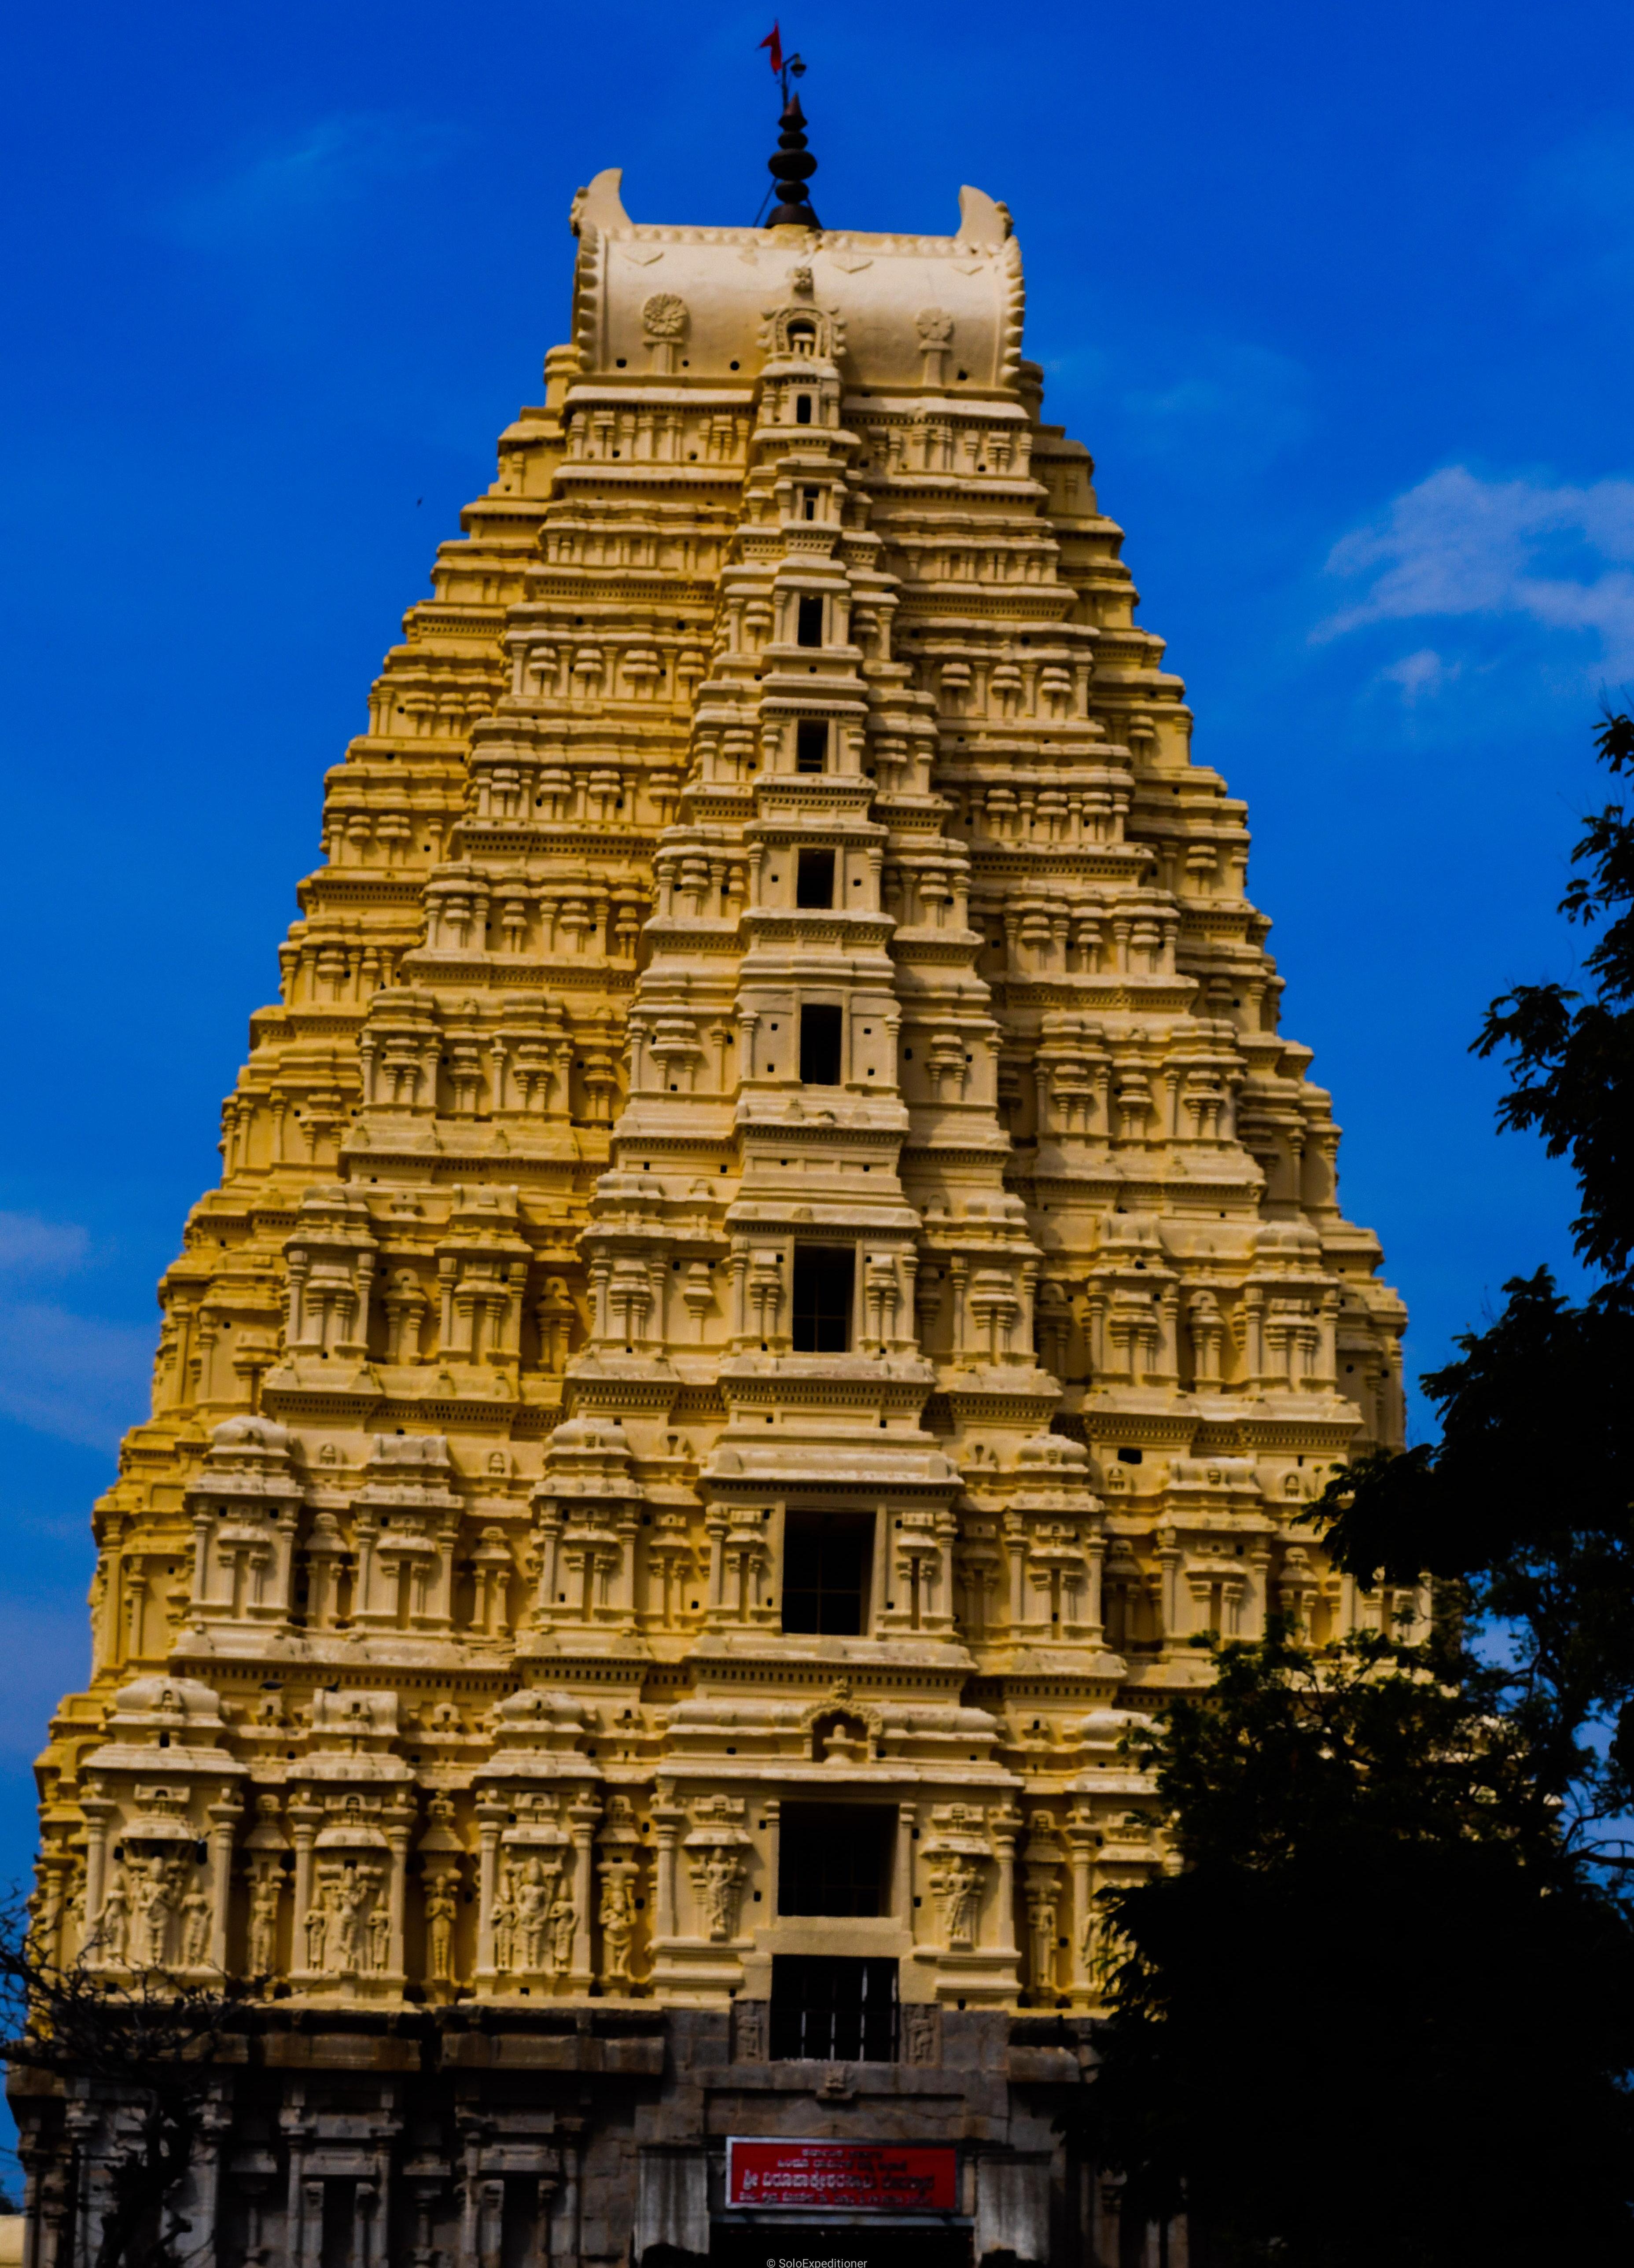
top-left (759, 22), bottom-right (783, 74)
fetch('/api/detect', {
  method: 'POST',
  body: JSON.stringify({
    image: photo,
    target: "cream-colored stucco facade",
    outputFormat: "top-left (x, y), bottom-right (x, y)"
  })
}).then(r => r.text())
top-left (28, 155), bottom-right (1406, 2079)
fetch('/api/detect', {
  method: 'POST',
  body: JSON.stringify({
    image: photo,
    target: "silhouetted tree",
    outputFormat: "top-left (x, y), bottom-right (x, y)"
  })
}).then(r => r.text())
top-left (1075, 712), bottom-right (1634, 2264)
top-left (1077, 1625), bottom-right (1634, 2267)
top-left (1317, 709), bottom-right (1634, 1853)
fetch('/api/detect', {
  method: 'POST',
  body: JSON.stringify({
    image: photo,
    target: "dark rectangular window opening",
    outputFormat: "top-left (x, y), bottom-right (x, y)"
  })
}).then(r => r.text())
top-left (799, 1003), bottom-right (842, 1084)
top-left (796, 593), bottom-right (824, 647)
top-left (795, 719), bottom-right (828, 772)
top-left (797, 853), bottom-right (836, 914)
top-left (781, 1508), bottom-right (871, 1633)
top-left (791, 1241), bottom-right (853, 1350)
top-left (802, 486), bottom-right (819, 520)
top-left (779, 1804), bottom-right (893, 1916)
top-left (795, 394), bottom-right (813, 426)
top-left (770, 1954), bottom-right (897, 2062)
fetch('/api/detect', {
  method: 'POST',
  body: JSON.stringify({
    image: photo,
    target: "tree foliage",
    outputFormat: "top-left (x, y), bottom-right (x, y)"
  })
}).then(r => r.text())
top-left (1081, 1629), bottom-right (1634, 2268)
top-left (1316, 707), bottom-right (1634, 1851)
top-left (0, 1892), bottom-right (258, 2268)
top-left (1079, 713), bottom-right (1634, 2263)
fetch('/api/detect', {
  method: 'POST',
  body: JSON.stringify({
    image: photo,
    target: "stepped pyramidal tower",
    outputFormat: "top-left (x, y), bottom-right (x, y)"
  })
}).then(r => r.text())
top-left (17, 101), bottom-right (1408, 2268)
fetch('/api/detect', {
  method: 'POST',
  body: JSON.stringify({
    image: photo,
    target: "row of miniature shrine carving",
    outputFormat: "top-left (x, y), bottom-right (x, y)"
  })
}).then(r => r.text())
top-left (281, 1246), bottom-right (582, 1369)
top-left (1028, 1277), bottom-right (1345, 1393)
top-left (468, 750), bottom-right (687, 831)
top-left (357, 651), bottom-right (499, 739)
top-left (184, 1502), bottom-right (529, 1636)
top-left (1019, 1047), bottom-right (1239, 1144)
top-left (218, 1083), bottom-right (369, 1177)
top-left (683, 711), bottom-right (915, 787)
top-left (180, 1484), bottom-right (1382, 1648)
top-left (504, 625), bottom-right (709, 707)
top-left (575, 1242), bottom-right (1037, 1366)
top-left (315, 800), bottom-right (441, 867)
top-left (972, 893), bottom-right (1181, 978)
top-left (270, 933), bottom-right (410, 1006)
top-left (560, 400), bottom-right (749, 464)
top-left (420, 871), bottom-right (651, 957)
top-left (353, 1018), bottom-right (625, 1125)
top-left (944, 773), bottom-right (1132, 849)
top-left (921, 646), bottom-right (1096, 724)
top-left (48, 1787), bottom-right (1119, 2000)
top-left (948, 1515), bottom-right (1410, 1658)
top-left (851, 413), bottom-right (1034, 479)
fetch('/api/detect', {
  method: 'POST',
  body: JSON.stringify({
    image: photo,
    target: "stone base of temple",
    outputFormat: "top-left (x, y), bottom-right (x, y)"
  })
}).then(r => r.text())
top-left (6, 2005), bottom-right (1141, 2268)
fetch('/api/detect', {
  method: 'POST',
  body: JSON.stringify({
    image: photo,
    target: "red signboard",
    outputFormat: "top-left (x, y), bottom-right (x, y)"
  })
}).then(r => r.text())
top-left (726, 2140), bottom-right (958, 2213)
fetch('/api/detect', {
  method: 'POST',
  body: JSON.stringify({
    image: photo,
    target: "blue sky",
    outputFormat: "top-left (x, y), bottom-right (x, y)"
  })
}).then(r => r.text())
top-left (0, 0), bottom-right (1630, 1930)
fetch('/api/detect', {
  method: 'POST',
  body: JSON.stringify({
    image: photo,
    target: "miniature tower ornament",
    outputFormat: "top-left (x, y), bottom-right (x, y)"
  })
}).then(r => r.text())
top-left (15, 125), bottom-right (1410, 2268)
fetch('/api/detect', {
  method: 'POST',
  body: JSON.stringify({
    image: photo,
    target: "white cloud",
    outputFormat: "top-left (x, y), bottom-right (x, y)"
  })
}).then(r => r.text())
top-left (0, 1213), bottom-right (152, 1450)
top-left (0, 1301), bottom-right (154, 1452)
top-left (0, 1213), bottom-right (89, 1275)
top-left (165, 114), bottom-right (460, 249)
top-left (0, 1601), bottom-right (91, 1762)
top-left (1378, 648), bottom-right (1460, 705)
top-left (1317, 465), bottom-right (1634, 673)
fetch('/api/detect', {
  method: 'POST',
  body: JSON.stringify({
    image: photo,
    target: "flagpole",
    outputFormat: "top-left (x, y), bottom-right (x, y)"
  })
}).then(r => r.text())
top-left (754, 27), bottom-right (808, 224)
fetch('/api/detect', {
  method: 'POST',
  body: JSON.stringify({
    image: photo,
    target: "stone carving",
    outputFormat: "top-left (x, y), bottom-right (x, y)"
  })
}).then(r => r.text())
top-left (902, 2003), bottom-right (942, 2066)
top-left (417, 1792), bottom-right (465, 1992)
top-left (733, 1999), bottom-right (768, 2063)
top-left (693, 1849), bottom-right (746, 1942)
top-left (131, 1856), bottom-right (181, 1968)
top-left (681, 1794), bottom-right (753, 1948)
top-left (490, 1864), bottom-right (517, 1974)
top-left (596, 1794), bottom-right (643, 1989)
top-left (929, 1852), bottom-right (984, 1948)
top-left (548, 1891), bottom-right (576, 1974)
top-left (425, 1877), bottom-right (457, 1983)
top-left (248, 1868), bottom-right (283, 1974)
top-left (916, 306), bottom-right (954, 381)
top-left (515, 1856), bottom-right (557, 1970)
top-left (598, 1870), bottom-right (637, 1983)
top-left (25, 134), bottom-right (1410, 2088)
top-left (181, 1881), bottom-right (212, 1969)
top-left (642, 290), bottom-right (689, 374)
top-left (305, 1864), bottom-right (386, 1978)
top-left (641, 291), bottom-right (688, 339)
top-left (1025, 1875), bottom-right (1059, 1997)
top-left (97, 1866), bottom-right (130, 1964)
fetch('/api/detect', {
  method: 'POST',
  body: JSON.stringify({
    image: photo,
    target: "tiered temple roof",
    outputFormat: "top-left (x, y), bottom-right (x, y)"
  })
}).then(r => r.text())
top-left (32, 156), bottom-right (1408, 2018)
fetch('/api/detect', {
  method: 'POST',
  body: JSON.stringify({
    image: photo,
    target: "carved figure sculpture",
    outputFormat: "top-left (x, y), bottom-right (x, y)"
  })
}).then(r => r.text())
top-left (599, 1871), bottom-right (636, 1983)
top-left (515, 1858), bottom-right (554, 1971)
top-left (335, 1871), bottom-right (371, 1973)
top-left (248, 1869), bottom-right (282, 1974)
top-left (425, 1878), bottom-right (457, 1984)
top-left (98, 1867), bottom-right (130, 1965)
top-left (548, 1892), bottom-right (576, 1977)
top-left (491, 1864), bottom-right (517, 1974)
top-left (930, 1853), bottom-right (983, 1948)
top-left (181, 1882), bottom-right (212, 1968)
top-left (133, 1857), bottom-right (178, 1968)
top-left (303, 1880), bottom-right (330, 1973)
top-left (696, 1850), bottom-right (746, 1942)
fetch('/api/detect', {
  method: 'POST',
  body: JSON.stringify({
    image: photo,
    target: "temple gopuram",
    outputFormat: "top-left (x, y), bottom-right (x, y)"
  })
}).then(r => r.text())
top-left (13, 93), bottom-right (1408, 2268)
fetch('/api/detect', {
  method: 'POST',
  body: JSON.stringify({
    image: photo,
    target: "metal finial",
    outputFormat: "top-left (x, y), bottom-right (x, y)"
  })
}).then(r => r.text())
top-left (765, 90), bottom-right (820, 230)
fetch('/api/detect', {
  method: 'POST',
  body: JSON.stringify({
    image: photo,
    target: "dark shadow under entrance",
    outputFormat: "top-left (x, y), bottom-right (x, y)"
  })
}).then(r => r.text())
top-left (710, 2224), bottom-right (972, 2268)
